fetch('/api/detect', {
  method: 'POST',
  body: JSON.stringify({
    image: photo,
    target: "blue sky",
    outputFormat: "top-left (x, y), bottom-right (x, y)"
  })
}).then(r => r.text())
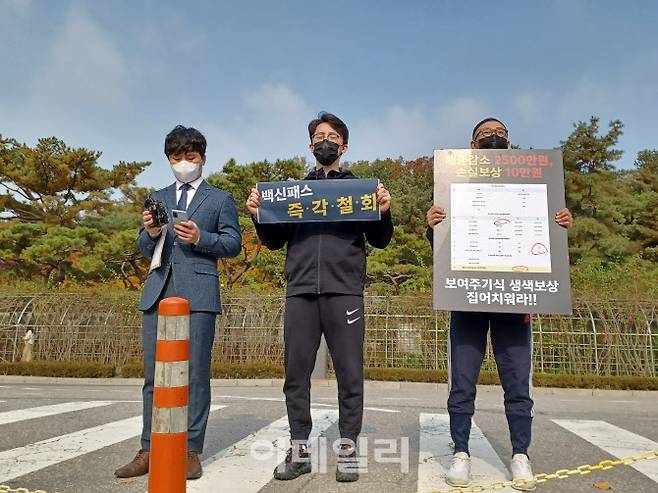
top-left (2, 0), bottom-right (657, 188)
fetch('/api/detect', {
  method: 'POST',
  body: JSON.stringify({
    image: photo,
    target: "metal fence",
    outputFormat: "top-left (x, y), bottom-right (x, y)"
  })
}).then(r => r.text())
top-left (0, 293), bottom-right (656, 376)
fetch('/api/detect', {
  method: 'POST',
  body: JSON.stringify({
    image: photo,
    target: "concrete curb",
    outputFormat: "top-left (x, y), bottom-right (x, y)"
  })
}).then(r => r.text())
top-left (1, 375), bottom-right (657, 397)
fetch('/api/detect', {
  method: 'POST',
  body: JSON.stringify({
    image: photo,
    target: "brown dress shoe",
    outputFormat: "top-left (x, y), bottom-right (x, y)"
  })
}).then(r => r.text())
top-left (187, 451), bottom-right (203, 479)
top-left (115, 449), bottom-right (150, 478)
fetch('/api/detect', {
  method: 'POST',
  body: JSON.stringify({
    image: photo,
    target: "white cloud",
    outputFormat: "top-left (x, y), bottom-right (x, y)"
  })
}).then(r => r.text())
top-left (4, 0), bottom-right (31, 14)
top-left (200, 87), bottom-right (489, 170)
top-left (514, 92), bottom-right (547, 126)
top-left (349, 97), bottom-right (488, 160)
top-left (27, 9), bottom-right (134, 114)
top-left (202, 82), bottom-right (312, 168)
top-left (0, 0), bottom-right (31, 34)
top-left (555, 76), bottom-right (610, 124)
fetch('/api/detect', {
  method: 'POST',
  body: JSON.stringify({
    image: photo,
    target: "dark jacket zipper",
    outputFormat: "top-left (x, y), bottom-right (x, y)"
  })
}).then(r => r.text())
top-left (317, 224), bottom-right (323, 293)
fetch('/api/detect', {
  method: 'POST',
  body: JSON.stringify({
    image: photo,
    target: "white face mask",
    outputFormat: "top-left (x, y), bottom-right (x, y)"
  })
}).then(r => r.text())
top-left (171, 160), bottom-right (203, 183)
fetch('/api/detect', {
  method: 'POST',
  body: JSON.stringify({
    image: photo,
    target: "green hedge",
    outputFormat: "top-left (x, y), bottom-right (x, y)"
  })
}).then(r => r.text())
top-left (0, 361), bottom-right (285, 379)
top-left (119, 361), bottom-right (285, 379)
top-left (0, 361), bottom-right (115, 378)
top-left (364, 367), bottom-right (658, 390)
top-left (1, 361), bottom-right (657, 390)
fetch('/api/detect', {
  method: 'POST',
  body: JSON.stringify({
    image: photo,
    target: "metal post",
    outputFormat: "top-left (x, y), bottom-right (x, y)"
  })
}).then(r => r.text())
top-left (537, 315), bottom-right (544, 373)
top-left (13, 298), bottom-right (34, 362)
top-left (148, 297), bottom-right (189, 493)
top-left (586, 303), bottom-right (599, 375)
top-left (434, 310), bottom-right (438, 370)
top-left (641, 305), bottom-right (655, 378)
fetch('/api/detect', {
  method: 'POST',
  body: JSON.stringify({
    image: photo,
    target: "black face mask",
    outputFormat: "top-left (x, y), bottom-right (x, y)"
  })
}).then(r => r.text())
top-left (477, 135), bottom-right (509, 149)
top-left (313, 140), bottom-right (341, 166)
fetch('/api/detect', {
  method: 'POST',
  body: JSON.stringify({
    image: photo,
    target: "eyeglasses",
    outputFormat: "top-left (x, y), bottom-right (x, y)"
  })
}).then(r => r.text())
top-left (311, 132), bottom-right (342, 144)
top-left (476, 128), bottom-right (508, 139)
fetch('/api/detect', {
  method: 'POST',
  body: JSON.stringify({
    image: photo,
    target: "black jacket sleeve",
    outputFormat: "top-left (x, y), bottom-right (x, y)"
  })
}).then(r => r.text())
top-left (426, 226), bottom-right (434, 247)
top-left (362, 212), bottom-right (394, 249)
top-left (252, 215), bottom-right (290, 250)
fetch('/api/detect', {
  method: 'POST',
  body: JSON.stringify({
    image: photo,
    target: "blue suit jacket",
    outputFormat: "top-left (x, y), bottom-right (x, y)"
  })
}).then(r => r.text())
top-left (137, 180), bottom-right (241, 313)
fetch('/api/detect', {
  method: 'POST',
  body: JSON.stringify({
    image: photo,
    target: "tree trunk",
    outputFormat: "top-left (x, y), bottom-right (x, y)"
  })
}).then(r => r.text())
top-left (55, 261), bottom-right (67, 284)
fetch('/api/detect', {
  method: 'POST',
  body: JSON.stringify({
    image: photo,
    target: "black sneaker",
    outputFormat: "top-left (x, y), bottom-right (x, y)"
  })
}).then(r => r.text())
top-left (273, 444), bottom-right (311, 480)
top-left (336, 443), bottom-right (359, 482)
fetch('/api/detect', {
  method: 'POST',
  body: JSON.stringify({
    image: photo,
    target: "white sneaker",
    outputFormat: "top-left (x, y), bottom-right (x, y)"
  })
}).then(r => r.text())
top-left (445, 452), bottom-right (471, 487)
top-left (510, 453), bottom-right (536, 491)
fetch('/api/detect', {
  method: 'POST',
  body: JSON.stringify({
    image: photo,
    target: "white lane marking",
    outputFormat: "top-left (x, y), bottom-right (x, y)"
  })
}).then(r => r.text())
top-left (553, 419), bottom-right (658, 484)
top-left (216, 395), bottom-right (398, 412)
top-left (217, 395), bottom-right (284, 402)
top-left (417, 413), bottom-right (513, 492)
top-left (214, 395), bottom-right (334, 406)
top-left (0, 405), bottom-right (225, 482)
top-left (364, 407), bottom-right (400, 414)
top-left (21, 387), bottom-right (39, 390)
top-left (188, 409), bottom-right (338, 492)
top-left (0, 401), bottom-right (114, 426)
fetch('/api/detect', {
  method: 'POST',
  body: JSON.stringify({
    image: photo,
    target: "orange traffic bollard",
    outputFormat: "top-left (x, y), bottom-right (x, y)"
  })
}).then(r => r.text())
top-left (148, 297), bottom-right (190, 493)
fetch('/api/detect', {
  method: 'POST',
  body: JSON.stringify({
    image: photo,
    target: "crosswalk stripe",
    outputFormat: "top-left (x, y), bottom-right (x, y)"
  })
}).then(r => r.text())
top-left (364, 407), bottom-right (400, 414)
top-left (0, 401), bottom-right (115, 426)
top-left (0, 404), bottom-right (226, 482)
top-left (188, 408), bottom-right (339, 492)
top-left (417, 413), bottom-right (514, 493)
top-left (216, 395), bottom-right (399, 413)
top-left (553, 419), bottom-right (658, 484)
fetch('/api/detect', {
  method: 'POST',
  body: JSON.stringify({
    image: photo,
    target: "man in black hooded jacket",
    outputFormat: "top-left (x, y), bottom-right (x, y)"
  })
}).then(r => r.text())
top-left (246, 112), bottom-right (393, 483)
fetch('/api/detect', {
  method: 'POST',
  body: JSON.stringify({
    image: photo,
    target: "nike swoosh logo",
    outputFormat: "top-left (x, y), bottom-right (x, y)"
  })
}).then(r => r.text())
top-left (347, 317), bottom-right (361, 325)
top-left (346, 308), bottom-right (360, 316)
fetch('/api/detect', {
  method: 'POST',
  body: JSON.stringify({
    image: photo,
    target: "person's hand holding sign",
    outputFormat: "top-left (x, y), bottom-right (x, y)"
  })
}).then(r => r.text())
top-left (426, 205), bottom-right (447, 227)
top-left (555, 208), bottom-right (573, 229)
top-left (376, 183), bottom-right (391, 214)
top-left (246, 187), bottom-right (260, 217)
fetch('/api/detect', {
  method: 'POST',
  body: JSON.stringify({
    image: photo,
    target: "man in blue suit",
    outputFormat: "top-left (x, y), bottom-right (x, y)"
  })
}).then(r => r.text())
top-left (115, 125), bottom-right (241, 480)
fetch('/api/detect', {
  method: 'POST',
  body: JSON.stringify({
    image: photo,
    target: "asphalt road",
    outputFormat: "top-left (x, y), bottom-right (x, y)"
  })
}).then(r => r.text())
top-left (0, 377), bottom-right (656, 493)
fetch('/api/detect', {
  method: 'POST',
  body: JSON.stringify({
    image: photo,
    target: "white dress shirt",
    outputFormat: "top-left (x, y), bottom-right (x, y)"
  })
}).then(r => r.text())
top-left (175, 175), bottom-right (204, 209)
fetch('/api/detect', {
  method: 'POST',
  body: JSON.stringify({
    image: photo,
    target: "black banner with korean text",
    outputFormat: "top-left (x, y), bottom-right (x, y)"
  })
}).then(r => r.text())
top-left (256, 179), bottom-right (380, 223)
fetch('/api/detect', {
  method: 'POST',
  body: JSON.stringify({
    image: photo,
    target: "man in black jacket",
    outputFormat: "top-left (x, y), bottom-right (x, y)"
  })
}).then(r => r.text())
top-left (246, 112), bottom-right (393, 483)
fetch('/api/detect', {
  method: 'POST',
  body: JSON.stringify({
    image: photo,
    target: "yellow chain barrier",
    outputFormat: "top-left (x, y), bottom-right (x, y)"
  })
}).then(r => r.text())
top-left (424, 449), bottom-right (658, 493)
top-left (1, 449), bottom-right (656, 493)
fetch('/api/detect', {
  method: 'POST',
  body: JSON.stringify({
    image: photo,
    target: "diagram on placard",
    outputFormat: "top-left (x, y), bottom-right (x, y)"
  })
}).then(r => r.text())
top-left (450, 183), bottom-right (552, 273)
